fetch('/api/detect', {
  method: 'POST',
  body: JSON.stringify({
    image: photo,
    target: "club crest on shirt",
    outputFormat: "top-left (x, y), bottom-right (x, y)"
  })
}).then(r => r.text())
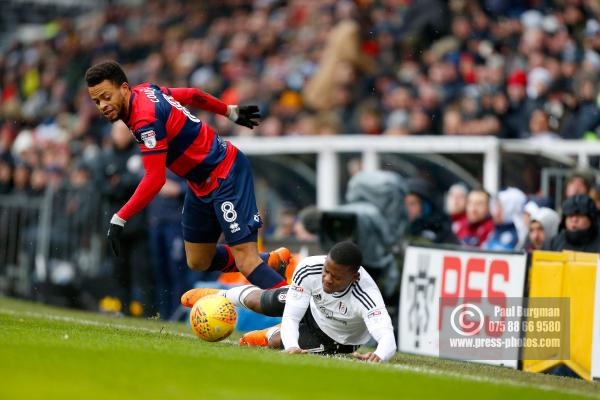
top-left (338, 302), bottom-right (348, 315)
top-left (141, 130), bottom-right (156, 149)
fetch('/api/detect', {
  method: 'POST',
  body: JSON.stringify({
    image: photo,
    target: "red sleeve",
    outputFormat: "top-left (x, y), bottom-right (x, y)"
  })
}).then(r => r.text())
top-left (161, 87), bottom-right (228, 116)
top-left (116, 152), bottom-right (167, 221)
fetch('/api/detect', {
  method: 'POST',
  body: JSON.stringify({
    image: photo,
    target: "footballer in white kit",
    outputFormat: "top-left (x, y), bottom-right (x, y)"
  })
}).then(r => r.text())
top-left (280, 252), bottom-right (396, 361)
top-left (181, 241), bottom-right (397, 362)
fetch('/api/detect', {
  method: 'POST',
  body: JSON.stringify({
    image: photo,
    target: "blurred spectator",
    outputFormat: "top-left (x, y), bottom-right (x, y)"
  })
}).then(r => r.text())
top-left (404, 178), bottom-right (458, 245)
top-left (561, 75), bottom-right (600, 139)
top-left (445, 183), bottom-right (468, 234)
top-left (272, 206), bottom-right (299, 241)
top-left (565, 168), bottom-right (594, 198)
top-left (525, 109), bottom-right (560, 141)
top-left (456, 188), bottom-right (494, 248)
top-left (527, 207), bottom-right (560, 250)
top-left (544, 194), bottom-right (600, 252)
top-left (12, 162), bottom-right (31, 196)
top-left (294, 206), bottom-right (320, 242)
top-left (505, 70), bottom-right (529, 138)
top-left (589, 183), bottom-right (600, 209)
top-left (0, 155), bottom-right (13, 194)
top-left (484, 187), bottom-right (526, 251)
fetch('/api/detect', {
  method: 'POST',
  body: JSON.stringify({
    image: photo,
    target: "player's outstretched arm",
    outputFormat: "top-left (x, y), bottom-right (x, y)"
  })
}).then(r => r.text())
top-left (280, 285), bottom-right (310, 352)
top-left (164, 87), bottom-right (261, 129)
top-left (361, 311), bottom-right (397, 362)
top-left (107, 152), bottom-right (167, 256)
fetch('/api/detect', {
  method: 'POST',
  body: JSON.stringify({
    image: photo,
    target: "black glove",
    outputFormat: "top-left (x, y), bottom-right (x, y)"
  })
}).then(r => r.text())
top-left (230, 105), bottom-right (261, 129)
top-left (107, 223), bottom-right (124, 257)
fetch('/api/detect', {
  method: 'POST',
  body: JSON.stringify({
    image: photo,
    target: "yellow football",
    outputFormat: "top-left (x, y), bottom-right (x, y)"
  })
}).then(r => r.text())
top-left (189, 295), bottom-right (237, 342)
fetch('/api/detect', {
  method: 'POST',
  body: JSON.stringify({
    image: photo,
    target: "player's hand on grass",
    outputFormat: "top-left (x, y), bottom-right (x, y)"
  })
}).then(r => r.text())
top-left (352, 351), bottom-right (381, 363)
top-left (285, 347), bottom-right (307, 354)
top-left (227, 105), bottom-right (261, 129)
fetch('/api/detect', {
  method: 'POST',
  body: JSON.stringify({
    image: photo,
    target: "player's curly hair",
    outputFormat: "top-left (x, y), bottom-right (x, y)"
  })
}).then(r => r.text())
top-left (329, 241), bottom-right (362, 272)
top-left (85, 61), bottom-right (128, 87)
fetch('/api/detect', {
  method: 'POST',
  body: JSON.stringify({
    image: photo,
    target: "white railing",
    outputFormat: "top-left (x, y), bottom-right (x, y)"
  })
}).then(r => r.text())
top-left (228, 135), bottom-right (600, 209)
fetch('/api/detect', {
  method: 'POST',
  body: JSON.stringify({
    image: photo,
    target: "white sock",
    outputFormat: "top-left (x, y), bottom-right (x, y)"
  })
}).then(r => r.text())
top-left (266, 325), bottom-right (281, 342)
top-left (224, 285), bottom-right (260, 309)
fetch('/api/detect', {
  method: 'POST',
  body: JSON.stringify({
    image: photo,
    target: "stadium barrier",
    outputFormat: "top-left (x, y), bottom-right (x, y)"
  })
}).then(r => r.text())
top-left (0, 192), bottom-right (48, 296)
top-left (523, 251), bottom-right (597, 381)
top-left (593, 259), bottom-right (600, 381)
top-left (0, 186), bottom-right (105, 300)
top-left (398, 245), bottom-right (528, 369)
top-left (229, 135), bottom-right (600, 209)
top-left (398, 245), bottom-right (600, 380)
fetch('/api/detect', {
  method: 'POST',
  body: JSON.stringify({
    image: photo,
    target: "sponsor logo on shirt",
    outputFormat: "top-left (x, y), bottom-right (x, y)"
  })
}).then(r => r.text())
top-left (229, 222), bottom-right (240, 233)
top-left (290, 284), bottom-right (304, 299)
top-left (277, 292), bottom-right (287, 302)
top-left (291, 285), bottom-right (304, 293)
top-left (141, 130), bottom-right (156, 149)
top-left (319, 305), bottom-right (347, 325)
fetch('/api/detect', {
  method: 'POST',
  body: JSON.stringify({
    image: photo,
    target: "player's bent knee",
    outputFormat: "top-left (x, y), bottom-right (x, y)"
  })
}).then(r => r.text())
top-left (184, 242), bottom-right (217, 271)
top-left (243, 291), bottom-right (262, 312)
top-left (186, 254), bottom-right (212, 272)
top-left (186, 257), bottom-right (211, 271)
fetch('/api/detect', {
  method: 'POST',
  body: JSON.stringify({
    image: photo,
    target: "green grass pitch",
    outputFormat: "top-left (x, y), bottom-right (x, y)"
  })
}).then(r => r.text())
top-left (0, 296), bottom-right (598, 400)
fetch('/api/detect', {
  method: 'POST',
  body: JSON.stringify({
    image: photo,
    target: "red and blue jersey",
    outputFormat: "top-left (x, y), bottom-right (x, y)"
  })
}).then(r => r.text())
top-left (116, 83), bottom-right (238, 221)
top-left (125, 83), bottom-right (237, 197)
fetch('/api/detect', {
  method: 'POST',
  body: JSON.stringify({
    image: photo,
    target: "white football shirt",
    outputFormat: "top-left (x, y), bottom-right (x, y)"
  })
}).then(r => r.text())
top-left (281, 255), bottom-right (396, 360)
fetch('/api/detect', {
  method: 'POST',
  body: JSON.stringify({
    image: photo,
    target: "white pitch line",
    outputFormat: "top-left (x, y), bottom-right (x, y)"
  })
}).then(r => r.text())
top-left (0, 307), bottom-right (242, 345)
top-left (385, 363), bottom-right (600, 399)
top-left (2, 308), bottom-right (598, 398)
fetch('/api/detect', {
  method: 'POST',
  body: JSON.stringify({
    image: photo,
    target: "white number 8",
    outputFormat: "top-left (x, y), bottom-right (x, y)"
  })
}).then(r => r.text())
top-left (221, 202), bottom-right (237, 222)
top-left (162, 93), bottom-right (201, 123)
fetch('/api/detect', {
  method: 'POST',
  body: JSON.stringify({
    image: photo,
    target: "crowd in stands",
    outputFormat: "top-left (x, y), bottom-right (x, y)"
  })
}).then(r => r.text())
top-left (1, 0), bottom-right (600, 317)
top-left (405, 168), bottom-right (600, 256)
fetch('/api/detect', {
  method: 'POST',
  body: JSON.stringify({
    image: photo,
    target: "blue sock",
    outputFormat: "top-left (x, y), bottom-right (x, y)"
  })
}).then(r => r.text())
top-left (207, 245), bottom-right (237, 272)
top-left (246, 262), bottom-right (286, 289)
top-left (259, 252), bottom-right (269, 263)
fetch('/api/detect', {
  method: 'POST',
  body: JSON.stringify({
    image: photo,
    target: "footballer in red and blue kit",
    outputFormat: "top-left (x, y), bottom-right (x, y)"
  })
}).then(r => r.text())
top-left (86, 61), bottom-right (287, 290)
top-left (124, 82), bottom-right (262, 244)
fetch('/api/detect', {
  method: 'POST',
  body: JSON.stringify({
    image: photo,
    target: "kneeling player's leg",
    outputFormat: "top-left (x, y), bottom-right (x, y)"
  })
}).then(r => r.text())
top-left (240, 324), bottom-right (281, 348)
top-left (181, 285), bottom-right (288, 315)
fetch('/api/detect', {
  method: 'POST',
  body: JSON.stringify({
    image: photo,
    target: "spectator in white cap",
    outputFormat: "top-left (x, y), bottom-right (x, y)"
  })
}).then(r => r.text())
top-left (527, 207), bottom-right (560, 250)
top-left (484, 187), bottom-right (527, 251)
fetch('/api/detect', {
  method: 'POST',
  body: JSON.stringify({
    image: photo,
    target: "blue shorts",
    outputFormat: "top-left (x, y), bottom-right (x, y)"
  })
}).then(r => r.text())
top-left (182, 151), bottom-right (263, 245)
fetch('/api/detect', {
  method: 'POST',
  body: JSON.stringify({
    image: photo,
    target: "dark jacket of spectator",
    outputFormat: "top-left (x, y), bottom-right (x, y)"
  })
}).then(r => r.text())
top-left (404, 178), bottom-right (458, 245)
top-left (544, 195), bottom-right (600, 252)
